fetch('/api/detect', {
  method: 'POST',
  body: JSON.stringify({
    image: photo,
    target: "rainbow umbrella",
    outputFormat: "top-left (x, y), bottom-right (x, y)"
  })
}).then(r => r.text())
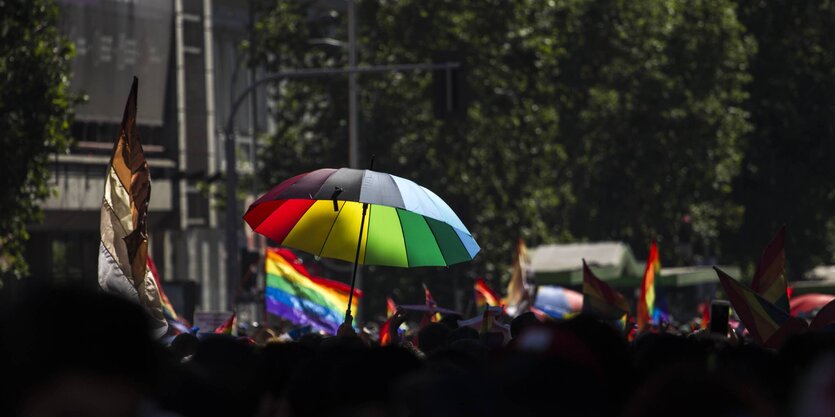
top-left (243, 167), bottom-right (479, 321)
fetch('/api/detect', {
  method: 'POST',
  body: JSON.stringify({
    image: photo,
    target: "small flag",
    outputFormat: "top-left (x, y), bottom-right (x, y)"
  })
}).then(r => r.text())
top-left (637, 241), bottom-right (660, 332)
top-left (423, 283), bottom-right (440, 323)
top-left (456, 306), bottom-right (510, 345)
top-left (582, 259), bottom-right (630, 321)
top-left (506, 238), bottom-right (532, 315)
top-left (97, 78), bottom-right (166, 337)
top-left (147, 256), bottom-right (191, 334)
top-left (751, 226), bottom-right (789, 312)
top-left (714, 266), bottom-right (805, 346)
top-left (214, 312), bottom-right (236, 335)
top-left (379, 315), bottom-right (393, 346)
top-left (474, 278), bottom-right (502, 307)
top-left (386, 297), bottom-right (397, 318)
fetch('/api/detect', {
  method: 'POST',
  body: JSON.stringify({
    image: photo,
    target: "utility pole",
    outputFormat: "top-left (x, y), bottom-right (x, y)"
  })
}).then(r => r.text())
top-left (346, 0), bottom-right (362, 321)
top-left (348, 0), bottom-right (359, 169)
top-left (222, 1), bottom-right (459, 316)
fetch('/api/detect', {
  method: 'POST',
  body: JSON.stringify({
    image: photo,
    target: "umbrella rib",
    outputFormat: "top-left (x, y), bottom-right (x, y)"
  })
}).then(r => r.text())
top-left (317, 201), bottom-right (346, 258)
top-left (420, 214), bottom-right (447, 267)
top-left (395, 208), bottom-right (410, 267)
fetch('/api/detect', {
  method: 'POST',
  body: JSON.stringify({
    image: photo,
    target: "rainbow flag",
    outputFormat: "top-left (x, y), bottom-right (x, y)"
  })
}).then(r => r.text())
top-left (714, 266), bottom-right (804, 346)
top-left (751, 226), bottom-right (789, 312)
top-left (265, 248), bottom-right (361, 335)
top-left (422, 283), bottom-right (441, 323)
top-left (582, 259), bottom-right (630, 321)
top-left (147, 256), bottom-right (191, 334)
top-left (386, 297), bottom-right (397, 318)
top-left (637, 241), bottom-right (660, 331)
top-left (475, 278), bottom-right (502, 307)
top-left (214, 312), bottom-right (236, 335)
top-left (379, 315), bottom-right (394, 346)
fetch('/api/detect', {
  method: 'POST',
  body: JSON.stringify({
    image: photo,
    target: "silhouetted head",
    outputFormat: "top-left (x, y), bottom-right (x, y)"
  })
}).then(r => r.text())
top-left (439, 313), bottom-right (463, 329)
top-left (447, 325), bottom-right (479, 344)
top-left (170, 332), bottom-right (199, 361)
top-left (510, 311), bottom-right (540, 339)
top-left (1, 286), bottom-right (158, 417)
top-left (417, 323), bottom-right (452, 354)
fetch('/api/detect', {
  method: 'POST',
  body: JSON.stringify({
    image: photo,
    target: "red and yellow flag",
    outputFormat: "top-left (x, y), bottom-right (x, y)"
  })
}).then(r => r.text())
top-left (751, 226), bottom-right (789, 312)
top-left (386, 297), bottom-right (397, 318)
top-left (379, 315), bottom-right (393, 346)
top-left (637, 241), bottom-right (660, 331)
top-left (423, 283), bottom-right (441, 323)
top-left (582, 259), bottom-right (630, 321)
top-left (475, 278), bottom-right (501, 307)
top-left (214, 311), bottom-right (237, 335)
top-left (147, 256), bottom-right (191, 334)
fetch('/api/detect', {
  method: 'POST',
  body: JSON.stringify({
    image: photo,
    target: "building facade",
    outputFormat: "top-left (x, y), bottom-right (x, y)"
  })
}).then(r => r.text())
top-left (23, 0), bottom-right (269, 322)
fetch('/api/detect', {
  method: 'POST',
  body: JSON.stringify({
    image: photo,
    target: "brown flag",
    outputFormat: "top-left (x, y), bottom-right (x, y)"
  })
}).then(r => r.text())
top-left (98, 77), bottom-right (167, 337)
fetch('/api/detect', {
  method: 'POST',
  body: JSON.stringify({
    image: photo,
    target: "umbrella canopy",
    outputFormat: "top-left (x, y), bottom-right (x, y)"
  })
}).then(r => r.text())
top-left (533, 285), bottom-right (583, 319)
top-left (790, 293), bottom-right (835, 317)
top-left (244, 168), bottom-right (480, 268)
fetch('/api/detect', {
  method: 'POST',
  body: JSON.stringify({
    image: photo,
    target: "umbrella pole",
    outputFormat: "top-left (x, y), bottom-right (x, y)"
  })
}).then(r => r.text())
top-left (345, 202), bottom-right (369, 322)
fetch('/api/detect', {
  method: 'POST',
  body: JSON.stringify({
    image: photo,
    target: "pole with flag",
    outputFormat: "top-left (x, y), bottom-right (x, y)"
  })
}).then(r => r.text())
top-left (582, 259), bottom-right (630, 322)
top-left (474, 277), bottom-right (502, 307)
top-left (714, 266), bottom-right (806, 348)
top-left (751, 226), bottom-right (789, 312)
top-left (637, 241), bottom-right (660, 332)
top-left (506, 238), bottom-right (532, 316)
top-left (214, 312), bottom-right (237, 335)
top-left (97, 77), bottom-right (167, 337)
top-left (422, 283), bottom-right (441, 324)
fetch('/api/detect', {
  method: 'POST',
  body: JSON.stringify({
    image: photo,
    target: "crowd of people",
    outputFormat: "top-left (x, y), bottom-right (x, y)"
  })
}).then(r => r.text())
top-left (2, 286), bottom-right (835, 417)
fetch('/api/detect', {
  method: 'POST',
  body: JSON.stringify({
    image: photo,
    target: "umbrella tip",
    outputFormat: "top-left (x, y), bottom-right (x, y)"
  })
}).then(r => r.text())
top-left (331, 187), bottom-right (343, 212)
top-left (369, 155), bottom-right (375, 171)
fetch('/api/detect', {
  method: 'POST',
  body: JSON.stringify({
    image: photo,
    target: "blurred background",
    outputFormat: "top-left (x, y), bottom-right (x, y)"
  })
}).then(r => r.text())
top-left (2, 0), bottom-right (834, 326)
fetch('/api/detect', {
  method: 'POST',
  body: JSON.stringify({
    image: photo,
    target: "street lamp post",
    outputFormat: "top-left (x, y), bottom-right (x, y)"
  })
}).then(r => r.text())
top-left (223, 62), bottom-right (460, 316)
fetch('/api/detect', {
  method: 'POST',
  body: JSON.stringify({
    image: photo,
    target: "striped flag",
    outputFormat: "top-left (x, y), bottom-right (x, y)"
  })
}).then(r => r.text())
top-left (582, 259), bottom-right (630, 321)
top-left (214, 312), bottom-right (236, 335)
top-left (379, 316), bottom-right (393, 346)
top-left (422, 283), bottom-right (441, 324)
top-left (386, 297), bottom-right (397, 318)
top-left (751, 226), bottom-right (789, 312)
top-left (637, 241), bottom-right (660, 331)
top-left (265, 248), bottom-right (361, 335)
top-left (474, 278), bottom-right (502, 307)
top-left (97, 78), bottom-right (167, 337)
top-left (147, 256), bottom-right (191, 334)
top-left (506, 238), bottom-right (532, 315)
top-left (714, 266), bottom-right (806, 346)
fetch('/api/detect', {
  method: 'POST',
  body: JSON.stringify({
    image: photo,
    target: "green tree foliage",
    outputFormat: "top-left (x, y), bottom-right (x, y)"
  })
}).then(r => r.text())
top-left (0, 0), bottom-right (75, 283)
top-left (732, 1), bottom-right (835, 276)
top-left (556, 0), bottom-right (753, 264)
top-left (250, 0), bottom-right (754, 316)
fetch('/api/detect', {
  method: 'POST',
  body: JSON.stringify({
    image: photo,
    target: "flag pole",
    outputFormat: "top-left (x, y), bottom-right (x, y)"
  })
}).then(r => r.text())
top-left (344, 156), bottom-right (375, 324)
top-left (345, 203), bottom-right (368, 322)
